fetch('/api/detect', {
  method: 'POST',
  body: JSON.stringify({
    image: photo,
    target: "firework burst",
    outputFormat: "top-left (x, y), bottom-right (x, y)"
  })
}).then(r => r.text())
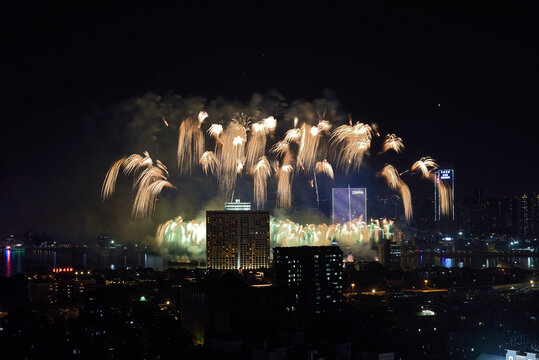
top-left (383, 134), bottom-right (404, 154)
top-left (411, 156), bottom-right (438, 178)
top-left (331, 122), bottom-right (374, 173)
top-left (315, 159), bottom-right (334, 179)
top-left (200, 151), bottom-right (220, 175)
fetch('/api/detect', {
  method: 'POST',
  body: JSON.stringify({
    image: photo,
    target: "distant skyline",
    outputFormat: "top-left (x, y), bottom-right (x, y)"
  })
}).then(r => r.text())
top-left (2, 3), bottom-right (538, 237)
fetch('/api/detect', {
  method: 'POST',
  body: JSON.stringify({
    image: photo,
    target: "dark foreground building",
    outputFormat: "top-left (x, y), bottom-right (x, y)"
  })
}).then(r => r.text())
top-left (377, 239), bottom-right (401, 270)
top-left (273, 246), bottom-right (344, 317)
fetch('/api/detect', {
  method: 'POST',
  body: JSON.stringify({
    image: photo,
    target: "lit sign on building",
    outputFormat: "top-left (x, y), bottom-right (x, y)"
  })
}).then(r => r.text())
top-left (224, 199), bottom-right (252, 211)
top-left (332, 187), bottom-right (367, 224)
top-left (439, 170), bottom-right (452, 180)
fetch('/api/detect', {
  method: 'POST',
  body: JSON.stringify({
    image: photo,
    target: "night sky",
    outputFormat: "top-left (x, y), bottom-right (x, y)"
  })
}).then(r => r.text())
top-left (1, 3), bottom-right (538, 239)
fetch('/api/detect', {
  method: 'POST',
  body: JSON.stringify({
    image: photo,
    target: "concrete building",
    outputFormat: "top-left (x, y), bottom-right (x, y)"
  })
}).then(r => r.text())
top-left (206, 208), bottom-right (270, 270)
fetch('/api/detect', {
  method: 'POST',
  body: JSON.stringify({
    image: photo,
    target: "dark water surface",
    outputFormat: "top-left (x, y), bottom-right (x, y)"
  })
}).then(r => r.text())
top-left (1, 248), bottom-right (164, 277)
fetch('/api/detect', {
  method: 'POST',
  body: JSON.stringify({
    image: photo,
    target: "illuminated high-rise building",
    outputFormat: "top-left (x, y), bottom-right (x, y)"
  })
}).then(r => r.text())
top-left (206, 206), bottom-right (270, 270)
top-left (332, 187), bottom-right (367, 224)
top-left (434, 168), bottom-right (455, 234)
top-left (518, 193), bottom-right (539, 238)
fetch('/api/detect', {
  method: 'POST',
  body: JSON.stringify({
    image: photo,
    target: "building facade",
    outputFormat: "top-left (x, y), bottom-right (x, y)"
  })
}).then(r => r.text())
top-left (206, 209), bottom-right (270, 270)
top-left (273, 246), bottom-right (344, 315)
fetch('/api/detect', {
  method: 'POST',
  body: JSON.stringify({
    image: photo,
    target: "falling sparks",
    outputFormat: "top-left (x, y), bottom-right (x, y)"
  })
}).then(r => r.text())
top-left (297, 124), bottom-right (321, 172)
top-left (246, 121), bottom-right (268, 171)
top-left (200, 151), bottom-right (220, 175)
top-left (101, 158), bottom-right (125, 201)
top-left (380, 164), bottom-right (413, 221)
top-left (315, 159), bottom-right (334, 179)
top-left (411, 156), bottom-right (438, 178)
top-left (383, 134), bottom-right (404, 154)
top-left (102, 152), bottom-right (154, 201)
top-left (216, 120), bottom-right (248, 197)
top-left (251, 156), bottom-right (271, 209)
top-left (177, 117), bottom-right (205, 174)
top-left (438, 180), bottom-right (452, 217)
top-left (284, 128), bottom-right (301, 143)
top-left (331, 122), bottom-right (374, 174)
top-left (277, 164), bottom-right (294, 209)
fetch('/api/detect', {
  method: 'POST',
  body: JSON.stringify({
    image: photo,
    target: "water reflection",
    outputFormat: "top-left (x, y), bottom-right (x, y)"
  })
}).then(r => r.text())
top-left (402, 253), bottom-right (537, 270)
top-left (1, 248), bottom-right (164, 277)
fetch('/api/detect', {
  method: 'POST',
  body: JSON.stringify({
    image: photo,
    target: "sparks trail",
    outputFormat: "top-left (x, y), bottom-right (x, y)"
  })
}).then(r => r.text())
top-left (380, 164), bottom-right (413, 221)
top-left (102, 151), bottom-right (173, 219)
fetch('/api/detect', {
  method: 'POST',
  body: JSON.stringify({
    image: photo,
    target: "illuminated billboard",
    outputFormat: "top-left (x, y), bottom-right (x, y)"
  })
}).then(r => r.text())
top-left (439, 169), bottom-right (452, 180)
top-left (332, 187), bottom-right (367, 224)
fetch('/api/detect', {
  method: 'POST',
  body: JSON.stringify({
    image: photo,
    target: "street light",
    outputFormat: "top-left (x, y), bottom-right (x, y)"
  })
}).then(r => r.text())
top-left (424, 279), bottom-right (429, 288)
top-left (351, 283), bottom-right (355, 293)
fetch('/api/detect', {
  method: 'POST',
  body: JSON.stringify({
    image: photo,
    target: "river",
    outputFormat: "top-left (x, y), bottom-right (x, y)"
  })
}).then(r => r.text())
top-left (1, 248), bottom-right (164, 277)
top-left (1, 248), bottom-right (536, 277)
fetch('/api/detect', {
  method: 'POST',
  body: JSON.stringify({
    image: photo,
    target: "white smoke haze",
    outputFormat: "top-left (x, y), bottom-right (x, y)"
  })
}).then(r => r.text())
top-left (97, 90), bottom-right (435, 260)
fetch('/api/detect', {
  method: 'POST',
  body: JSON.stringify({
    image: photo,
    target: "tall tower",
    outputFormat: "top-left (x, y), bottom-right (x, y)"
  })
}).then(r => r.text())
top-left (206, 201), bottom-right (270, 270)
top-left (332, 187), bottom-right (367, 224)
top-left (434, 169), bottom-right (455, 234)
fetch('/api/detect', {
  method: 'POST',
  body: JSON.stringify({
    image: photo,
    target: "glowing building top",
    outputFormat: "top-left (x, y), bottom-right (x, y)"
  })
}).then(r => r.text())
top-left (225, 199), bottom-right (252, 211)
